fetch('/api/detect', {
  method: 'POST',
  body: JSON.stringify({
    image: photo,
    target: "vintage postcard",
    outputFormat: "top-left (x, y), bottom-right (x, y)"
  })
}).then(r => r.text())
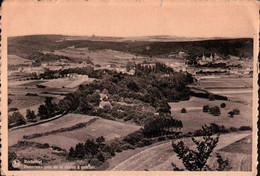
top-left (1, 0), bottom-right (258, 175)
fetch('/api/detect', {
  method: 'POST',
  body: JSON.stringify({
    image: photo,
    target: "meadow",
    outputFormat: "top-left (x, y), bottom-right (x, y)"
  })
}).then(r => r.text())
top-left (9, 113), bottom-right (141, 150)
top-left (169, 96), bottom-right (252, 133)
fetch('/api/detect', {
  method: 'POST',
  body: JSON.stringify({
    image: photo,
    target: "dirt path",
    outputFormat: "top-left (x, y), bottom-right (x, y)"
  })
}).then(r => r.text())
top-left (108, 131), bottom-right (251, 171)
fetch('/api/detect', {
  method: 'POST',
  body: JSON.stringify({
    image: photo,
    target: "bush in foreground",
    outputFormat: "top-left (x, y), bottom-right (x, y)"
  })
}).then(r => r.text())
top-left (172, 125), bottom-right (231, 171)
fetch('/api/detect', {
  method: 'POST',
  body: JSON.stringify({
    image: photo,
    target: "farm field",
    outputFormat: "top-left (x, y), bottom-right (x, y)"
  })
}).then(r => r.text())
top-left (169, 96), bottom-right (252, 133)
top-left (107, 131), bottom-right (251, 171)
top-left (193, 77), bottom-right (253, 105)
top-left (8, 78), bottom-right (77, 116)
top-left (39, 77), bottom-right (95, 89)
top-left (8, 114), bottom-right (96, 146)
top-left (198, 77), bottom-right (253, 88)
top-left (9, 113), bottom-right (141, 150)
top-left (44, 48), bottom-right (136, 67)
top-left (8, 54), bottom-right (32, 65)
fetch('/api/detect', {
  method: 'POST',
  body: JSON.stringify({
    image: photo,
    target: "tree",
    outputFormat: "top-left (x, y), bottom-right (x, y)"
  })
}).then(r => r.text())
top-left (8, 151), bottom-right (20, 170)
top-left (68, 147), bottom-right (76, 158)
top-left (216, 153), bottom-right (231, 171)
top-left (8, 98), bottom-right (12, 105)
top-left (233, 109), bottom-right (240, 115)
top-left (127, 80), bottom-right (140, 92)
top-left (96, 136), bottom-right (105, 145)
top-left (209, 94), bottom-right (215, 101)
top-left (172, 125), bottom-right (231, 171)
top-left (181, 108), bottom-right (187, 113)
top-left (209, 106), bottom-right (221, 116)
top-left (228, 111), bottom-right (234, 118)
top-left (203, 105), bottom-right (209, 112)
top-left (220, 103), bottom-right (226, 108)
top-left (26, 109), bottom-right (37, 122)
top-left (9, 111), bottom-right (26, 126)
top-left (84, 139), bottom-right (99, 156)
top-left (38, 105), bottom-right (50, 120)
top-left (97, 152), bottom-right (105, 162)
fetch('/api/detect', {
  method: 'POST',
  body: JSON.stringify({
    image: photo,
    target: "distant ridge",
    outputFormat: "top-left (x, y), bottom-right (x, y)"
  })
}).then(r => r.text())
top-left (8, 34), bottom-right (253, 59)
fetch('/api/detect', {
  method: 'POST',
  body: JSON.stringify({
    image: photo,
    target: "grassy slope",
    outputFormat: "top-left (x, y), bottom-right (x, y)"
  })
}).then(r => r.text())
top-left (169, 97), bottom-right (252, 133)
top-left (28, 118), bottom-right (141, 150)
top-left (9, 113), bottom-right (141, 150)
top-left (107, 131), bottom-right (251, 171)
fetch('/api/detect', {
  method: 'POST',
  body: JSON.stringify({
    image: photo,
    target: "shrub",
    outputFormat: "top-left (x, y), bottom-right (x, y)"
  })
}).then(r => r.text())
top-left (123, 131), bottom-right (143, 146)
top-left (233, 109), bottom-right (240, 115)
top-left (35, 143), bottom-right (50, 149)
top-left (8, 98), bottom-right (12, 105)
top-left (96, 136), bottom-right (105, 145)
top-left (96, 152), bottom-right (105, 162)
top-left (172, 125), bottom-right (231, 171)
top-left (158, 136), bottom-right (166, 141)
top-left (36, 84), bottom-right (46, 88)
top-left (181, 108), bottom-right (187, 113)
top-left (238, 126), bottom-right (251, 131)
top-left (203, 105), bottom-right (209, 112)
top-left (8, 151), bottom-right (19, 170)
top-left (8, 111), bottom-right (26, 127)
top-left (103, 104), bottom-right (112, 111)
top-left (9, 107), bottom-right (18, 112)
top-left (89, 158), bottom-right (101, 167)
top-left (121, 143), bottom-right (135, 150)
top-left (25, 93), bottom-right (38, 96)
top-left (209, 94), bottom-right (215, 101)
top-left (137, 141), bottom-right (145, 147)
top-left (228, 111), bottom-right (235, 117)
top-left (229, 127), bottom-right (238, 132)
top-left (26, 109), bottom-right (37, 122)
top-left (193, 129), bottom-right (204, 136)
top-left (209, 106), bottom-right (221, 116)
top-left (220, 103), bottom-right (226, 108)
top-left (141, 138), bottom-right (153, 146)
top-left (167, 135), bottom-right (176, 139)
top-left (116, 148), bottom-right (122, 153)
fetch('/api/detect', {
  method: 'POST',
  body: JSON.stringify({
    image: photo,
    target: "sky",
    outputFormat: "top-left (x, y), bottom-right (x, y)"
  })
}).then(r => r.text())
top-left (2, 0), bottom-right (258, 38)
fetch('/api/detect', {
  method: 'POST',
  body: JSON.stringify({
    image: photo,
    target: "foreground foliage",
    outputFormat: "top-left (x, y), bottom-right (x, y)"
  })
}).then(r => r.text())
top-left (172, 125), bottom-right (231, 171)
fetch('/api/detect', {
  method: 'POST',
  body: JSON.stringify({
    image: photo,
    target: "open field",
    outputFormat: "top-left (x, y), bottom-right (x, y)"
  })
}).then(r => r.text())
top-left (9, 113), bottom-right (141, 150)
top-left (198, 77), bottom-right (252, 89)
top-left (169, 96), bottom-right (252, 133)
top-left (108, 131), bottom-right (251, 171)
top-left (8, 55), bottom-right (32, 65)
top-left (8, 78), bottom-right (77, 116)
top-left (39, 77), bottom-right (95, 89)
top-left (194, 77), bottom-right (253, 105)
top-left (28, 117), bottom-right (141, 150)
top-left (44, 48), bottom-right (136, 67)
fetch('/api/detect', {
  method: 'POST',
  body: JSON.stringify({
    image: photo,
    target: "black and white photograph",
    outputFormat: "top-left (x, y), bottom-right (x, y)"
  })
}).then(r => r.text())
top-left (1, 0), bottom-right (258, 175)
